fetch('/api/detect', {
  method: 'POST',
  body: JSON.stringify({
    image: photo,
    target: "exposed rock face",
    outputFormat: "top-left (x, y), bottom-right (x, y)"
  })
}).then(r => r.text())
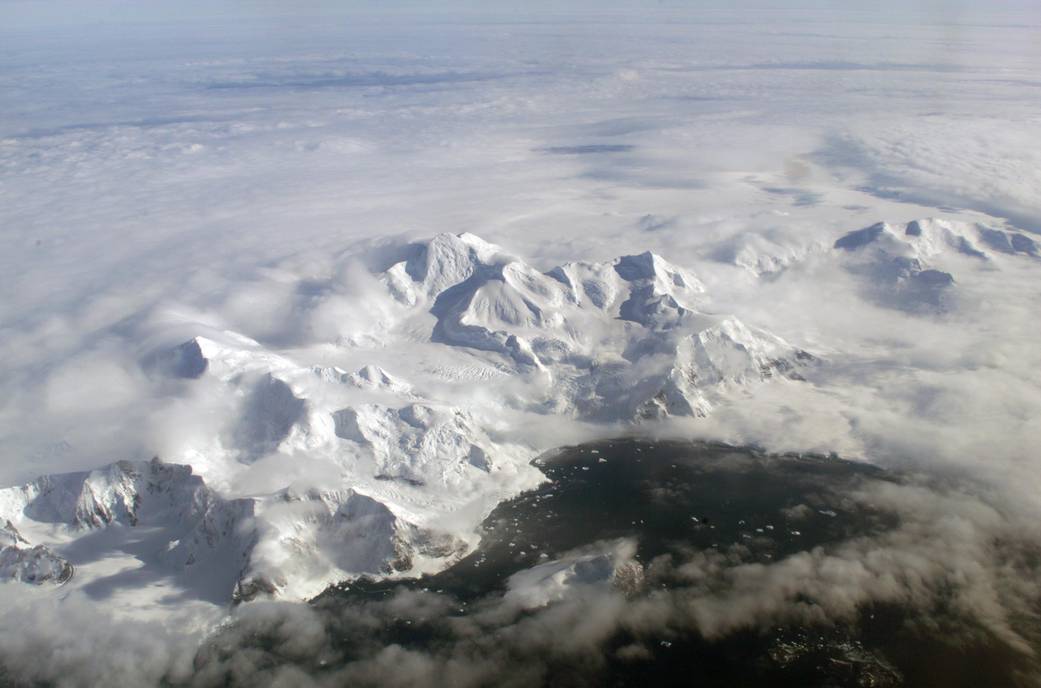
top-left (0, 458), bottom-right (256, 596)
top-left (0, 519), bottom-right (72, 585)
top-left (0, 544), bottom-right (73, 585)
top-left (0, 453), bottom-right (471, 601)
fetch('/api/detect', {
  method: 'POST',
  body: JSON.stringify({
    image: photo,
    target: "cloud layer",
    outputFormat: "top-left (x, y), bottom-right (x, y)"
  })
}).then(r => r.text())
top-left (2, 3), bottom-right (1041, 686)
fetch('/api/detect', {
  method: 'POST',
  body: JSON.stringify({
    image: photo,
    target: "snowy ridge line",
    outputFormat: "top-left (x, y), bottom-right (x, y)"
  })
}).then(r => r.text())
top-left (0, 230), bottom-right (834, 604)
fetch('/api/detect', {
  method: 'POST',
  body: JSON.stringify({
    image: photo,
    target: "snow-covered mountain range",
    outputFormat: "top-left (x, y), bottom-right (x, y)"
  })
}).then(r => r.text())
top-left (1, 220), bottom-right (1033, 605)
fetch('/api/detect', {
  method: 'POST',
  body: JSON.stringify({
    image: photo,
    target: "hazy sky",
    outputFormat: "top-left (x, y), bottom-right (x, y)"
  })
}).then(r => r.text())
top-left (2, 0), bottom-right (1039, 28)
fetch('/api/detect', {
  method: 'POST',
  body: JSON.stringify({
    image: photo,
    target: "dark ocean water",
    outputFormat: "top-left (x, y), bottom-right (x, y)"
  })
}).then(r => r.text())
top-left (199, 439), bottom-right (1040, 688)
top-left (333, 439), bottom-right (897, 602)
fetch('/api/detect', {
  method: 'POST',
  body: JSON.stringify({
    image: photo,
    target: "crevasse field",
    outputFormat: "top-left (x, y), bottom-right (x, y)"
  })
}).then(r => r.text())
top-left (1, 2), bottom-right (1040, 686)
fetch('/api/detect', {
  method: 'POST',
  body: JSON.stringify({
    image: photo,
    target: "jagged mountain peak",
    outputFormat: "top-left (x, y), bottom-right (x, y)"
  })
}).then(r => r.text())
top-left (382, 237), bottom-right (719, 367)
top-left (373, 233), bottom-right (811, 409)
top-left (1, 457), bottom-right (209, 531)
top-left (0, 457), bottom-right (256, 597)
